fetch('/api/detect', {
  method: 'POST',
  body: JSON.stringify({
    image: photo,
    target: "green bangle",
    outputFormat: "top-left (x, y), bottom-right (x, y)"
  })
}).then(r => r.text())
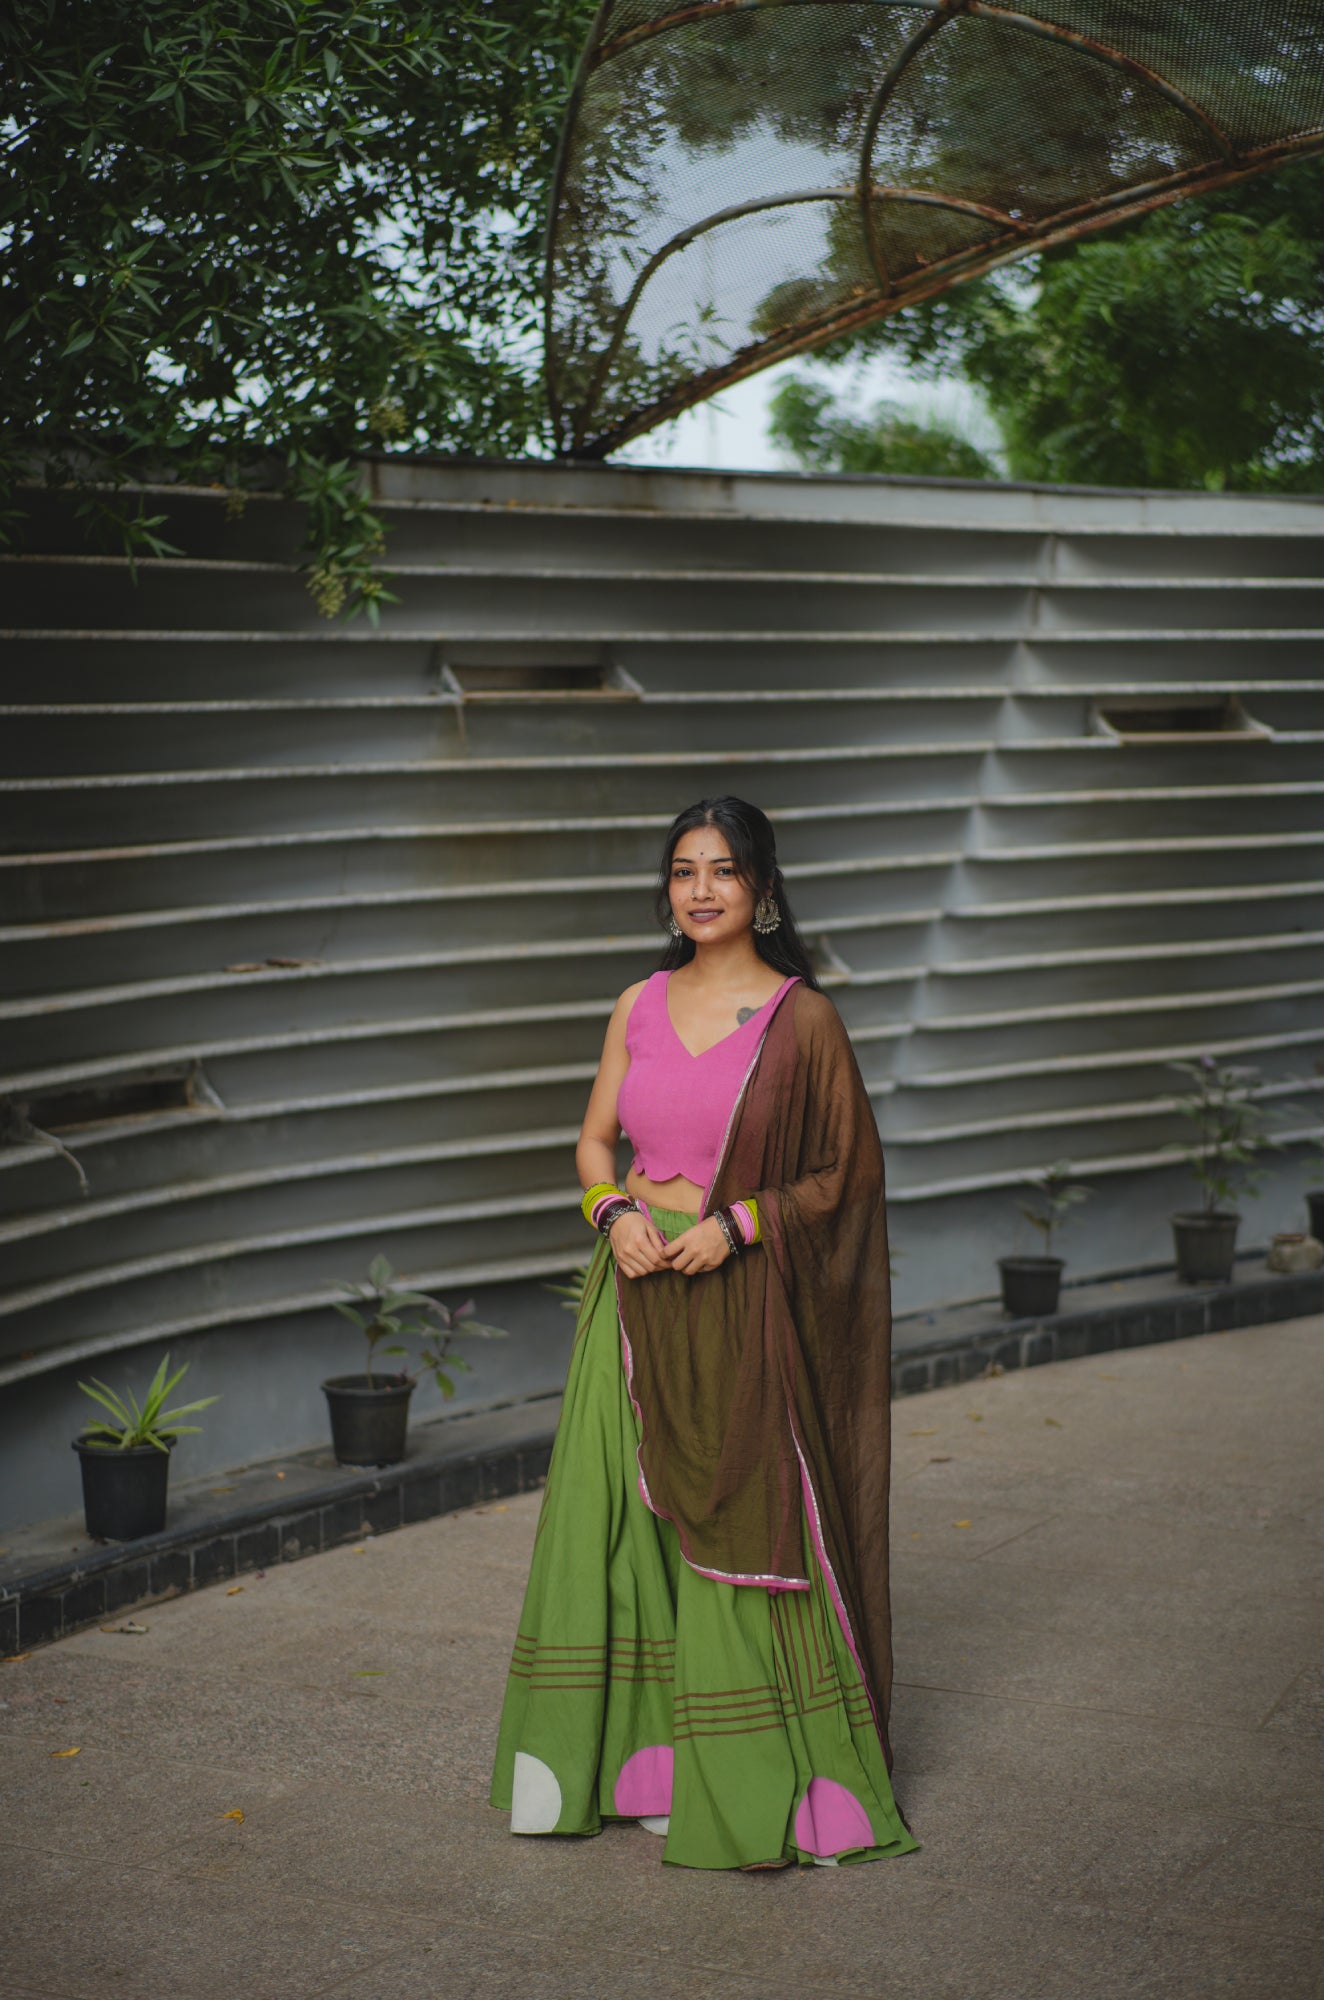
top-left (581, 1182), bottom-right (623, 1228)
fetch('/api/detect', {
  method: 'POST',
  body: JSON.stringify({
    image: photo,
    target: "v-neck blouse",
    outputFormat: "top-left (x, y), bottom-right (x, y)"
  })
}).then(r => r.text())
top-left (617, 969), bottom-right (800, 1193)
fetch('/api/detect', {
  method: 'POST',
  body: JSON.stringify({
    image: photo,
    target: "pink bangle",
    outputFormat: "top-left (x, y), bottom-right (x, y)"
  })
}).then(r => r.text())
top-left (729, 1200), bottom-right (755, 1247)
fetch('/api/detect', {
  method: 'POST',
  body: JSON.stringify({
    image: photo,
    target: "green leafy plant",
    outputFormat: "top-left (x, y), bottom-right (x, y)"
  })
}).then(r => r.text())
top-left (333, 1254), bottom-right (507, 1398)
top-left (1163, 1055), bottom-right (1287, 1214)
top-left (544, 1264), bottom-right (592, 1315)
top-left (1016, 1159), bottom-right (1093, 1256)
top-left (2, 0), bottom-right (597, 617)
top-left (77, 1353), bottom-right (219, 1452)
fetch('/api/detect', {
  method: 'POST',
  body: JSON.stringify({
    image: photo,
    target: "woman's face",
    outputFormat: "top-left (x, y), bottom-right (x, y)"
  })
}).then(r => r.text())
top-left (667, 827), bottom-right (757, 944)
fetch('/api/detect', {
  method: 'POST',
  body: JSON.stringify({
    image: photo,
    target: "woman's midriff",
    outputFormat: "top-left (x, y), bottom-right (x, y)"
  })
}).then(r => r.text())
top-left (624, 1166), bottom-right (706, 1213)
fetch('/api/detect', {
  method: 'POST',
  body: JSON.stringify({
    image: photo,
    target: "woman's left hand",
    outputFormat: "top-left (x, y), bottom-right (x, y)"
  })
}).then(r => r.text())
top-left (660, 1218), bottom-right (733, 1276)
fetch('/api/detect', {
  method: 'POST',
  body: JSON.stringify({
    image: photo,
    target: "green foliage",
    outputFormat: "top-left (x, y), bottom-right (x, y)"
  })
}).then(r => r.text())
top-left (77, 1352), bottom-right (219, 1452)
top-left (544, 1264), bottom-right (593, 1315)
top-left (333, 1254), bottom-right (507, 1398)
top-left (824, 159), bottom-right (1324, 493)
top-left (768, 377), bottom-right (996, 480)
top-left (1015, 1159), bottom-right (1093, 1257)
top-left (1, 0), bottom-right (596, 613)
top-left (1162, 1056), bottom-right (1289, 1215)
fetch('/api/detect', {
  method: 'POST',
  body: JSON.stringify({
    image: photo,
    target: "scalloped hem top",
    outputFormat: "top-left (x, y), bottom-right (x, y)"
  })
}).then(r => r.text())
top-left (617, 970), bottom-right (800, 1192)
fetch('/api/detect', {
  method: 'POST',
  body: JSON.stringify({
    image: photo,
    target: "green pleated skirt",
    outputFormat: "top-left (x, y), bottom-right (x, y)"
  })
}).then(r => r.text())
top-left (489, 1207), bottom-right (920, 1870)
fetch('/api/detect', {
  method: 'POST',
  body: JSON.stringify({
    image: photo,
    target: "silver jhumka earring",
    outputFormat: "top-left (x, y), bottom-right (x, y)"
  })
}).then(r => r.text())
top-left (667, 913), bottom-right (683, 937)
top-left (753, 894), bottom-right (781, 934)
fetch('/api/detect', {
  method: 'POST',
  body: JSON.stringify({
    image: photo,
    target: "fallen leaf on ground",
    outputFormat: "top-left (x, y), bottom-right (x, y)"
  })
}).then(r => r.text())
top-left (494, 1505), bottom-right (509, 1513)
top-left (966, 1413), bottom-right (984, 1423)
top-left (3, 1653), bottom-right (31, 1664)
top-left (50, 1747), bottom-right (81, 1759)
top-left (218, 1809), bottom-right (245, 1824)
top-left (929, 1454), bottom-right (952, 1463)
top-left (1044, 1417), bottom-right (1062, 1428)
top-left (274, 1472), bottom-right (286, 1480)
top-left (952, 1520), bottom-right (973, 1529)
top-left (210, 1486), bottom-right (235, 1495)
top-left (99, 1621), bottom-right (149, 1636)
top-left (353, 1670), bottom-right (384, 1678)
top-left (907, 1428), bottom-right (939, 1437)
top-left (225, 1586), bottom-right (244, 1597)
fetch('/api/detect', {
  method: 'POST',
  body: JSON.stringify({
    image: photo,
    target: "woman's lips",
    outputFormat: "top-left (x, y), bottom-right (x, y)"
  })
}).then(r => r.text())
top-left (688, 910), bottom-right (722, 923)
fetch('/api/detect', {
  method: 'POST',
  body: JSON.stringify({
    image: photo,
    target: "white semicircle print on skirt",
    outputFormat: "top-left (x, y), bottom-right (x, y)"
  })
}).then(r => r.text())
top-left (510, 1751), bottom-right (563, 1833)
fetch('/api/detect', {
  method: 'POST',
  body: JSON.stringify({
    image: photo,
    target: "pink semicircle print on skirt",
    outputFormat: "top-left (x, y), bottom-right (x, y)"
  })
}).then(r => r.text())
top-left (793, 1777), bottom-right (874, 1857)
top-left (613, 1745), bottom-right (674, 1818)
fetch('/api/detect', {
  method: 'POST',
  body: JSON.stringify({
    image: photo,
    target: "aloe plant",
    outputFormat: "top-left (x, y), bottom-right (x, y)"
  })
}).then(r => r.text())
top-left (77, 1353), bottom-right (218, 1452)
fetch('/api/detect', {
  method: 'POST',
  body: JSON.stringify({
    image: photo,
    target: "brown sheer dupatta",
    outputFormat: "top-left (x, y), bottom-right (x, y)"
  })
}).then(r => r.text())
top-left (615, 983), bottom-right (896, 1762)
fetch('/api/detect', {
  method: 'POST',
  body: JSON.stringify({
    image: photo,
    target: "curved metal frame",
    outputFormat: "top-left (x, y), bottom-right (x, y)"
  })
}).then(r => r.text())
top-left (547, 0), bottom-right (1324, 453)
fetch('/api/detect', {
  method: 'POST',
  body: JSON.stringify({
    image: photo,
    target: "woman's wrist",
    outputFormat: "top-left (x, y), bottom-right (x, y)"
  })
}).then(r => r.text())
top-left (713, 1208), bottom-right (742, 1259)
top-left (581, 1182), bottom-right (624, 1231)
top-left (729, 1198), bottom-right (759, 1246)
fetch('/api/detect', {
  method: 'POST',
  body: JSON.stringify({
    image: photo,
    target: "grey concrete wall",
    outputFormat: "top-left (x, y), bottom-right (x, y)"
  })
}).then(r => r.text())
top-left (3, 459), bottom-right (1323, 1528)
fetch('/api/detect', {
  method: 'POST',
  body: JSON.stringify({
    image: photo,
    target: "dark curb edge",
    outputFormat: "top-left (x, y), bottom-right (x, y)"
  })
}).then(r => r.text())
top-left (4, 1262), bottom-right (1321, 1656)
top-left (1, 1426), bottom-right (557, 1660)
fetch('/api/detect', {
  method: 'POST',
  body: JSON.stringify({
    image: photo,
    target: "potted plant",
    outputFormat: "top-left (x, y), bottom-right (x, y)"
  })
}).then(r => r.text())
top-left (1306, 1134), bottom-right (1324, 1245)
top-left (1163, 1055), bottom-right (1279, 1283)
top-left (325, 1255), bottom-right (507, 1466)
top-left (73, 1353), bottom-right (219, 1541)
top-left (998, 1159), bottom-right (1092, 1318)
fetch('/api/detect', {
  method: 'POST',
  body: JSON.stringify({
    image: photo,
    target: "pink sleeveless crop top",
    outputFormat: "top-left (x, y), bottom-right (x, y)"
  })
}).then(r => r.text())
top-left (616, 970), bottom-right (801, 1192)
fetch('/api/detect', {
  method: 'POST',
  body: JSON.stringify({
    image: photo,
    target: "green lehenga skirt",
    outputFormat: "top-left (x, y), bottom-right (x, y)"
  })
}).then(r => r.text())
top-left (490, 1208), bottom-right (920, 1871)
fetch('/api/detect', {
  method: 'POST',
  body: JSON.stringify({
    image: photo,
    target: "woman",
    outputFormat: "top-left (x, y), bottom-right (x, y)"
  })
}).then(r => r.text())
top-left (490, 797), bottom-right (918, 1871)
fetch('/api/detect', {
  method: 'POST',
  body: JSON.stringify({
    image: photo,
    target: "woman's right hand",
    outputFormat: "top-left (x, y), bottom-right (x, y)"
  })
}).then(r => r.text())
top-left (609, 1208), bottom-right (669, 1279)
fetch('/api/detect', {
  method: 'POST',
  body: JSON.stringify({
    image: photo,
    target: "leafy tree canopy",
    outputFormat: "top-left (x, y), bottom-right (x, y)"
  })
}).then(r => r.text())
top-left (775, 159), bottom-right (1324, 495)
top-left (2, 0), bottom-right (596, 613)
top-left (767, 377), bottom-right (996, 482)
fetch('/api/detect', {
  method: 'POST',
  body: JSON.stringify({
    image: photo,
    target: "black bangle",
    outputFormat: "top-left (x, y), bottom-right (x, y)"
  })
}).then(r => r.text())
top-left (713, 1208), bottom-right (742, 1258)
top-left (599, 1197), bottom-right (638, 1238)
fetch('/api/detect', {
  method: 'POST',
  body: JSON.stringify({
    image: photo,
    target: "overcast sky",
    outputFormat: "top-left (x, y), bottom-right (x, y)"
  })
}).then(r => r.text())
top-left (614, 348), bottom-right (1003, 475)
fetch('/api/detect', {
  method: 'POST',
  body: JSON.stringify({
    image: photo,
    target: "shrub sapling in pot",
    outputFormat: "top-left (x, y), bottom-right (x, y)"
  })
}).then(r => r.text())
top-left (73, 1353), bottom-right (219, 1541)
top-left (998, 1159), bottom-right (1092, 1318)
top-left (1163, 1056), bottom-right (1279, 1283)
top-left (324, 1255), bottom-right (507, 1466)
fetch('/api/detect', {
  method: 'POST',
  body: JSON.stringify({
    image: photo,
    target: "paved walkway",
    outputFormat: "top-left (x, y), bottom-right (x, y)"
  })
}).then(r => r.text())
top-left (2, 1318), bottom-right (1321, 2000)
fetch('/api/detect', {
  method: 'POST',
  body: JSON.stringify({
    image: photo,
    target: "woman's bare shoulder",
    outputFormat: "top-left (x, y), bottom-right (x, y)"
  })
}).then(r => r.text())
top-left (613, 976), bottom-right (652, 1027)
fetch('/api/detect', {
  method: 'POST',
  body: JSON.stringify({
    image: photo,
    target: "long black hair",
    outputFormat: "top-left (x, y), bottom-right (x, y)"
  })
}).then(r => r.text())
top-left (653, 796), bottom-right (820, 989)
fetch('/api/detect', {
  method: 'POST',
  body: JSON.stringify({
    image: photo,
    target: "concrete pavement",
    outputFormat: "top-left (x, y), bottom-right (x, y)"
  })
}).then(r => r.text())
top-left (2, 1316), bottom-right (1321, 2000)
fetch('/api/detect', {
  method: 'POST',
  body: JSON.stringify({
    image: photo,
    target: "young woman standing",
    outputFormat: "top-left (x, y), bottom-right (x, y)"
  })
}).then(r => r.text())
top-left (490, 796), bottom-right (918, 1871)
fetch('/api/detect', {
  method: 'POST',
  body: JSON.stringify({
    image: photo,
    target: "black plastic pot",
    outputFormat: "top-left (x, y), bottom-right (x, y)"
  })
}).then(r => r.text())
top-left (73, 1435), bottom-right (173, 1541)
top-left (1170, 1210), bottom-right (1240, 1284)
top-left (1307, 1189), bottom-right (1324, 1243)
top-left (997, 1255), bottom-right (1064, 1318)
top-left (322, 1373), bottom-right (414, 1466)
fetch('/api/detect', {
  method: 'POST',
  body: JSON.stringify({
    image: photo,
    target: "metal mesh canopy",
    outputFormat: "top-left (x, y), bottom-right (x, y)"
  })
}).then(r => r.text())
top-left (545, 0), bottom-right (1324, 456)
